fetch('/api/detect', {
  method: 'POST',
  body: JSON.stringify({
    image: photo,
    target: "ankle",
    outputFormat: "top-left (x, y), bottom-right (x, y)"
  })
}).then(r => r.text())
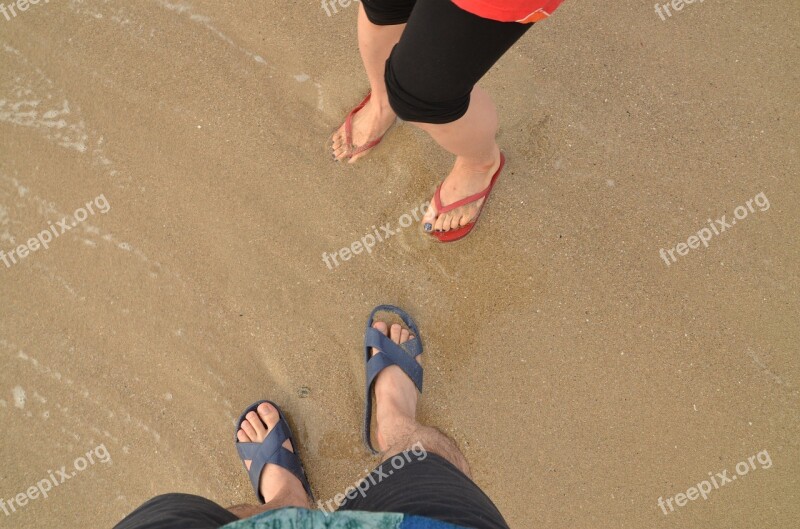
top-left (367, 92), bottom-right (395, 117)
top-left (375, 389), bottom-right (416, 416)
top-left (261, 483), bottom-right (310, 509)
top-left (376, 412), bottom-right (416, 443)
top-left (456, 147), bottom-right (501, 172)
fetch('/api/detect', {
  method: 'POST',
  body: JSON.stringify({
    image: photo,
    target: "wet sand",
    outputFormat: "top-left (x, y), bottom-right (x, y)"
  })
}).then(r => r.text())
top-left (1, 1), bottom-right (798, 528)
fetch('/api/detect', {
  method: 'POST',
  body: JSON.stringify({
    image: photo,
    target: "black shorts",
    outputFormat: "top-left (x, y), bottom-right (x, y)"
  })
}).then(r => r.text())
top-left (112, 454), bottom-right (508, 529)
top-left (360, 0), bottom-right (531, 124)
top-left (112, 493), bottom-right (238, 529)
top-left (339, 452), bottom-right (510, 529)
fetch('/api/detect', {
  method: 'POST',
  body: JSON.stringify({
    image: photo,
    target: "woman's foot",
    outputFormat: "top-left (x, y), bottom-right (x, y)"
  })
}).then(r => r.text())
top-left (369, 320), bottom-right (422, 452)
top-left (236, 402), bottom-right (311, 508)
top-left (422, 147), bottom-right (503, 233)
top-left (331, 94), bottom-right (397, 163)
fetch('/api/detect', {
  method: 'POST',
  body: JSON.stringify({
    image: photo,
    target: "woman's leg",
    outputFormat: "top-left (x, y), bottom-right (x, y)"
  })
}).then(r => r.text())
top-left (331, 2), bottom-right (413, 162)
top-left (382, 0), bottom-right (532, 232)
top-left (416, 87), bottom-right (502, 232)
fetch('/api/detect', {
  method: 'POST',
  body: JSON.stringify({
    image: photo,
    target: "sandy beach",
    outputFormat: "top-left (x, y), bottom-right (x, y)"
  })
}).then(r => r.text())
top-left (1, 1), bottom-right (798, 527)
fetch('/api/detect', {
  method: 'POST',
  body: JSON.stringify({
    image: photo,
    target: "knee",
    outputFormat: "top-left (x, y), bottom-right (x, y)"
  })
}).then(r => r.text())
top-left (384, 55), bottom-right (471, 125)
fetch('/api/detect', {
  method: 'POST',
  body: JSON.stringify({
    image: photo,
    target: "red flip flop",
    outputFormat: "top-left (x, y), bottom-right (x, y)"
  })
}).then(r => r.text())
top-left (429, 153), bottom-right (506, 243)
top-left (339, 93), bottom-right (385, 160)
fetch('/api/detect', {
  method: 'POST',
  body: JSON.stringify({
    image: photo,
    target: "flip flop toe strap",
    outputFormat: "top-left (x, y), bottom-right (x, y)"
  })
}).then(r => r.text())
top-left (433, 153), bottom-right (506, 215)
top-left (434, 182), bottom-right (490, 215)
top-left (344, 93), bottom-right (372, 156)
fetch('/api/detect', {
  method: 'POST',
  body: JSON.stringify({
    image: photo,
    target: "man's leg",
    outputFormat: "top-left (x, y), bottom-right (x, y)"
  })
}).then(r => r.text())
top-left (368, 321), bottom-right (470, 474)
top-left (231, 402), bottom-right (311, 515)
top-left (341, 319), bottom-right (508, 529)
top-left (113, 403), bottom-right (309, 528)
top-left (331, 2), bottom-right (413, 162)
top-left (112, 494), bottom-right (238, 529)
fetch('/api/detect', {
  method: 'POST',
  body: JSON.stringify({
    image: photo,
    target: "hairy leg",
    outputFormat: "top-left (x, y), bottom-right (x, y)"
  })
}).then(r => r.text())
top-left (380, 417), bottom-right (472, 478)
top-left (369, 321), bottom-right (471, 477)
top-left (231, 403), bottom-right (310, 519)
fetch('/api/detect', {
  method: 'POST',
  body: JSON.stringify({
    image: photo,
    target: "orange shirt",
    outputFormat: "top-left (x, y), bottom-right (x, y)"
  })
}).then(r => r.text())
top-left (450, 0), bottom-right (565, 23)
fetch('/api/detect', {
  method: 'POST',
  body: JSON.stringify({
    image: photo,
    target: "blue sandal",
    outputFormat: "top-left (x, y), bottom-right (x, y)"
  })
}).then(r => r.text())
top-left (234, 400), bottom-right (314, 502)
top-left (363, 305), bottom-right (424, 454)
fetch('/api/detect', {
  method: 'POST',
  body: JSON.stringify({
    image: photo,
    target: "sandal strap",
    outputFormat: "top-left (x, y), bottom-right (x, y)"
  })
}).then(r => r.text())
top-left (363, 305), bottom-right (424, 455)
top-left (349, 136), bottom-right (383, 157)
top-left (365, 329), bottom-right (423, 392)
top-left (344, 93), bottom-right (371, 150)
top-left (234, 402), bottom-right (314, 502)
top-left (433, 154), bottom-right (506, 214)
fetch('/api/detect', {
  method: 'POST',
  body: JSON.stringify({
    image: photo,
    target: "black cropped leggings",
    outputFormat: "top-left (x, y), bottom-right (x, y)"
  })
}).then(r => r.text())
top-left (360, 0), bottom-right (531, 124)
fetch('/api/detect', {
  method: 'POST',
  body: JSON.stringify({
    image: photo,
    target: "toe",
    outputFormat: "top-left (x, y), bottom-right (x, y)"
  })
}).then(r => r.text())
top-left (444, 213), bottom-right (457, 232)
top-left (433, 213), bottom-right (448, 232)
top-left (246, 410), bottom-right (268, 440)
top-left (333, 143), bottom-right (350, 161)
top-left (449, 212), bottom-right (462, 230)
top-left (373, 321), bottom-right (388, 335)
top-left (257, 402), bottom-right (294, 453)
top-left (331, 134), bottom-right (343, 156)
top-left (390, 323), bottom-right (402, 343)
top-left (400, 327), bottom-right (410, 343)
top-left (332, 126), bottom-right (346, 148)
top-left (237, 428), bottom-right (251, 443)
top-left (257, 402), bottom-right (279, 429)
top-left (422, 200), bottom-right (437, 232)
top-left (240, 417), bottom-right (258, 441)
top-left (347, 150), bottom-right (365, 164)
top-left (371, 322), bottom-right (388, 357)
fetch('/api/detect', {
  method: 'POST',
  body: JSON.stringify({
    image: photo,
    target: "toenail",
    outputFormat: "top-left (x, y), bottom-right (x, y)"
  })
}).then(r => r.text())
top-left (424, 223), bottom-right (432, 232)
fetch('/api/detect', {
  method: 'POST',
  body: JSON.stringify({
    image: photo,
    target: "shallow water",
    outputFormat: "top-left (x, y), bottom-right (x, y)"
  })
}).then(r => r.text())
top-left (0, 2), bottom-right (798, 528)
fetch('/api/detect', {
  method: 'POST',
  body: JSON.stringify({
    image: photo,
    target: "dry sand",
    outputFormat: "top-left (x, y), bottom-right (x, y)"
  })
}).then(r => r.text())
top-left (1, 1), bottom-right (798, 528)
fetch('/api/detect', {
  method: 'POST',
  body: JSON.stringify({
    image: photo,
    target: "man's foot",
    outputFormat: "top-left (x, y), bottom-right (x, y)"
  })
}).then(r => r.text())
top-left (369, 321), bottom-right (422, 452)
top-left (422, 147), bottom-right (503, 233)
top-left (236, 402), bottom-right (310, 508)
top-left (331, 94), bottom-right (397, 163)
